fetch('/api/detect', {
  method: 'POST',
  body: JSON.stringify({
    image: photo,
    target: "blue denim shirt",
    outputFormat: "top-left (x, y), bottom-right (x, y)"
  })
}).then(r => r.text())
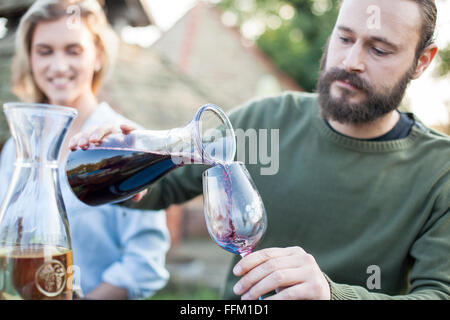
top-left (0, 103), bottom-right (170, 299)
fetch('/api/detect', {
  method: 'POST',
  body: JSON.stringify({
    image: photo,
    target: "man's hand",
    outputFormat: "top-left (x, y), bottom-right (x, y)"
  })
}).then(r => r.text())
top-left (232, 247), bottom-right (331, 300)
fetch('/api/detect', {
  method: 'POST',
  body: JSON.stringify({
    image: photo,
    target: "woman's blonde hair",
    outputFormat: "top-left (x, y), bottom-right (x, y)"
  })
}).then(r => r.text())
top-left (11, 0), bottom-right (119, 103)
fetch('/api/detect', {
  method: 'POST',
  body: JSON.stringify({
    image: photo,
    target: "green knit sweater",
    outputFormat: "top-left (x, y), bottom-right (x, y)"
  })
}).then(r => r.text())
top-left (128, 92), bottom-right (450, 300)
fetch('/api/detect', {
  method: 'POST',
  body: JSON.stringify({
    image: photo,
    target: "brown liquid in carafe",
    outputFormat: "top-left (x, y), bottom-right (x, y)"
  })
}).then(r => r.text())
top-left (0, 245), bottom-right (73, 300)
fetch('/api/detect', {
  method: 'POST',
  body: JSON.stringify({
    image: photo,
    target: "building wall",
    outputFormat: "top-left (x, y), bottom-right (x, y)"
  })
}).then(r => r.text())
top-left (153, 3), bottom-right (302, 111)
top-left (99, 42), bottom-right (217, 130)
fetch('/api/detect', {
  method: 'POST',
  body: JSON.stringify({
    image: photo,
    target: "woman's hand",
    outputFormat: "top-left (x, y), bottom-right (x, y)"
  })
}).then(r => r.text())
top-left (68, 123), bottom-right (146, 202)
top-left (68, 123), bottom-right (137, 150)
top-left (85, 282), bottom-right (128, 300)
top-left (233, 247), bottom-right (331, 300)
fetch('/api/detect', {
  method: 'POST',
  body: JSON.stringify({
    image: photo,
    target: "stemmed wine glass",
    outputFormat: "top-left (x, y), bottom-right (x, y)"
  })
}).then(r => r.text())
top-left (202, 162), bottom-right (267, 259)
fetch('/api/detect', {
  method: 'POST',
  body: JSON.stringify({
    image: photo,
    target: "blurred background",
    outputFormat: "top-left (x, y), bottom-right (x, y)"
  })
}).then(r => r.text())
top-left (0, 0), bottom-right (448, 299)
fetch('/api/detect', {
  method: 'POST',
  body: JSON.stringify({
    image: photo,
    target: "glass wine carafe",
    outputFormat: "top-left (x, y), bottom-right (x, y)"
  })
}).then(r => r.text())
top-left (66, 103), bottom-right (236, 206)
top-left (0, 103), bottom-right (77, 300)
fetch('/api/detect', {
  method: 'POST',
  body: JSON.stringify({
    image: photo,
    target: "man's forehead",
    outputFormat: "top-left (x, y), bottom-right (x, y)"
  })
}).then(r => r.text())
top-left (336, 0), bottom-right (421, 46)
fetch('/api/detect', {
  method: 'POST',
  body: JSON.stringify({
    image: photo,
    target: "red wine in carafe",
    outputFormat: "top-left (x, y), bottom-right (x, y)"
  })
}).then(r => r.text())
top-left (66, 148), bottom-right (184, 206)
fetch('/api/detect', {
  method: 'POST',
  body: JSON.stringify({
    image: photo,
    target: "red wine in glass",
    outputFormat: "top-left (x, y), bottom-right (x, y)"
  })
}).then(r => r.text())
top-left (202, 162), bottom-right (267, 258)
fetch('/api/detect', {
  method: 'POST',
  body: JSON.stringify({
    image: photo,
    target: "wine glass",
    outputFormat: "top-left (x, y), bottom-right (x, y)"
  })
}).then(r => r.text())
top-left (202, 162), bottom-right (267, 258)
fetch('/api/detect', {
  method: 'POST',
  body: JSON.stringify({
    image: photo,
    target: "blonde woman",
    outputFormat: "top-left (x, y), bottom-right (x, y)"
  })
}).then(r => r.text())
top-left (0, 0), bottom-right (170, 299)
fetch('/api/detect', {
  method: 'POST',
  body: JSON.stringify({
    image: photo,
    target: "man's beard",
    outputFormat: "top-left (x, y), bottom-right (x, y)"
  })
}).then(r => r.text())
top-left (317, 62), bottom-right (416, 124)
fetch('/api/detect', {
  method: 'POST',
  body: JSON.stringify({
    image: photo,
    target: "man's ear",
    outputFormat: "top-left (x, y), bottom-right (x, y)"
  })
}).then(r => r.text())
top-left (412, 43), bottom-right (438, 79)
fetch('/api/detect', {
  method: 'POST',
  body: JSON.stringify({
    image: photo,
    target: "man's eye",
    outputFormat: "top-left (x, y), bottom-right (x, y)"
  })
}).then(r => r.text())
top-left (339, 36), bottom-right (352, 44)
top-left (372, 47), bottom-right (390, 56)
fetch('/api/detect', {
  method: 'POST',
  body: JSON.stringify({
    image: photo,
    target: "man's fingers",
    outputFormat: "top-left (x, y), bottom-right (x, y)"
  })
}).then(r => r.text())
top-left (240, 267), bottom-right (307, 300)
top-left (233, 247), bottom-right (331, 300)
top-left (233, 246), bottom-right (305, 276)
top-left (275, 286), bottom-right (288, 294)
top-left (265, 280), bottom-right (329, 300)
top-left (233, 255), bottom-right (305, 296)
top-left (264, 283), bottom-right (310, 300)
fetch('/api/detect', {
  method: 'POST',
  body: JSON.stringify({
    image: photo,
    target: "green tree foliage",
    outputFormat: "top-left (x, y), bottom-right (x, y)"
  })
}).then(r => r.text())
top-left (216, 0), bottom-right (340, 92)
top-left (436, 44), bottom-right (450, 77)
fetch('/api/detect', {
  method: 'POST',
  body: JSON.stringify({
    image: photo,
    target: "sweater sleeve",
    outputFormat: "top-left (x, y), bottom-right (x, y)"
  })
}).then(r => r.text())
top-left (122, 163), bottom-right (207, 211)
top-left (325, 178), bottom-right (450, 300)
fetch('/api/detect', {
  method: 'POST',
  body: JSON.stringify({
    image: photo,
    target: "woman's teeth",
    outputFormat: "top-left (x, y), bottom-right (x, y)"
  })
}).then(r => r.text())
top-left (52, 78), bottom-right (70, 85)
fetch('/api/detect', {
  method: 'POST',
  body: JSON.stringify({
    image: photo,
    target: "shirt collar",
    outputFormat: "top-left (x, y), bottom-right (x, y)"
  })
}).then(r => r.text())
top-left (81, 102), bottom-right (117, 131)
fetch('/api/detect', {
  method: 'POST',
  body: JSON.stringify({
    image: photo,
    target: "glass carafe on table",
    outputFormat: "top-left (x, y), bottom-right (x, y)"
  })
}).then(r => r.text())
top-left (66, 104), bottom-right (236, 206)
top-left (0, 103), bottom-right (77, 300)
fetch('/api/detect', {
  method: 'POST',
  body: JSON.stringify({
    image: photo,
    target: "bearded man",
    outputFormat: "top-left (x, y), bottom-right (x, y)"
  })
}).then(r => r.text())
top-left (72, 0), bottom-right (449, 300)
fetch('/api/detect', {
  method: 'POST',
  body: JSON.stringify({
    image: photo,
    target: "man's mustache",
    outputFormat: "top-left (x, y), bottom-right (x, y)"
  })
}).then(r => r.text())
top-left (322, 68), bottom-right (372, 92)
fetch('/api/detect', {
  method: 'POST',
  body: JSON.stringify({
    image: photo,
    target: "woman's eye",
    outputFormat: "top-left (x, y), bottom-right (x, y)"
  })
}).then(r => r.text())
top-left (67, 46), bottom-right (83, 55)
top-left (37, 48), bottom-right (52, 56)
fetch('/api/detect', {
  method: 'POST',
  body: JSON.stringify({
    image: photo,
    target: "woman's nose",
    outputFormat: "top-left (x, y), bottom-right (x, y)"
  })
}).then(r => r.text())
top-left (49, 53), bottom-right (70, 74)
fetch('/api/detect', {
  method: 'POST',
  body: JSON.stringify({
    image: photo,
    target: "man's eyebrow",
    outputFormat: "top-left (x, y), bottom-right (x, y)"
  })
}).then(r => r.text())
top-left (337, 25), bottom-right (399, 51)
top-left (337, 25), bottom-right (354, 34)
top-left (369, 36), bottom-right (399, 51)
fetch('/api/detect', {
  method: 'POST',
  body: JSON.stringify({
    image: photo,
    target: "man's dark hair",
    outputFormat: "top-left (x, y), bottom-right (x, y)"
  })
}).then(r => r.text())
top-left (411, 0), bottom-right (437, 58)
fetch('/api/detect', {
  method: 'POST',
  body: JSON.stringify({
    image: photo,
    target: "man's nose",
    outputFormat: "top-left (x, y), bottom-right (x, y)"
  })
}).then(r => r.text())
top-left (342, 41), bottom-right (365, 73)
